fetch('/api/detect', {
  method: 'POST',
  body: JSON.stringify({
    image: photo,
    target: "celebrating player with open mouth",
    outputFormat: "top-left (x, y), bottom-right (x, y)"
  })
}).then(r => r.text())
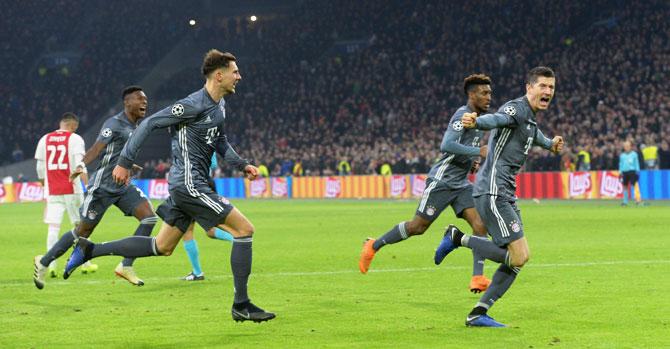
top-left (434, 66), bottom-right (564, 327)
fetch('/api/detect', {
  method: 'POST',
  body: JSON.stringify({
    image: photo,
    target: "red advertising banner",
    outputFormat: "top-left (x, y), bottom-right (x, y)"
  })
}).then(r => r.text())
top-left (148, 179), bottom-right (170, 200)
top-left (558, 171), bottom-right (623, 199)
top-left (325, 177), bottom-right (342, 198)
top-left (411, 175), bottom-right (427, 197)
top-left (271, 177), bottom-right (288, 198)
top-left (16, 182), bottom-right (44, 202)
top-left (389, 175), bottom-right (409, 198)
top-left (598, 171), bottom-right (623, 198)
top-left (246, 178), bottom-right (270, 198)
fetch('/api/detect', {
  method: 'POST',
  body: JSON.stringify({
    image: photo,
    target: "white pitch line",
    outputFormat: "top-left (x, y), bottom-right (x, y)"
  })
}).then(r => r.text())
top-left (6, 259), bottom-right (669, 289)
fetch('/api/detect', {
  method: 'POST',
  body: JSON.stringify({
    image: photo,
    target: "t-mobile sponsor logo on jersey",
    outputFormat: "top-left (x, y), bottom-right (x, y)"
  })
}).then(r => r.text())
top-left (569, 172), bottom-right (592, 197)
top-left (390, 175), bottom-right (407, 197)
top-left (325, 177), bottom-right (341, 198)
top-left (271, 178), bottom-right (288, 197)
top-left (149, 179), bottom-right (170, 199)
top-left (249, 178), bottom-right (267, 197)
top-left (600, 171), bottom-right (623, 197)
top-left (18, 182), bottom-right (44, 202)
top-left (411, 175), bottom-right (427, 197)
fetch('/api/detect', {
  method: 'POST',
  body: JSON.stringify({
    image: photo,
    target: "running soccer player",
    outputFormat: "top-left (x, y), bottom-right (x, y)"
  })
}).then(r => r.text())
top-left (434, 66), bottom-right (564, 327)
top-left (359, 74), bottom-right (492, 293)
top-left (33, 86), bottom-right (157, 289)
top-left (64, 50), bottom-right (275, 322)
top-left (619, 140), bottom-right (641, 206)
top-left (34, 113), bottom-right (87, 278)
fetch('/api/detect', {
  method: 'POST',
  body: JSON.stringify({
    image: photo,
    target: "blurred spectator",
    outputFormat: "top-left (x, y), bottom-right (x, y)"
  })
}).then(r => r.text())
top-left (12, 144), bottom-right (25, 163)
top-left (3, 0), bottom-right (668, 175)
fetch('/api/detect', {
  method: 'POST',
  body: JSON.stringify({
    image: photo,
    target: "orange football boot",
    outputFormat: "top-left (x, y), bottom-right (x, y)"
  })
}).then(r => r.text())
top-left (469, 275), bottom-right (491, 293)
top-left (358, 238), bottom-right (376, 274)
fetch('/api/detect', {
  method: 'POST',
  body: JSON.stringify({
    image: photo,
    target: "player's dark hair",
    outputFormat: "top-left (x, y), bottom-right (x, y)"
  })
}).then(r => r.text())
top-left (527, 66), bottom-right (555, 85)
top-left (463, 74), bottom-right (491, 95)
top-left (202, 49), bottom-right (237, 77)
top-left (122, 85), bottom-right (143, 100)
top-left (61, 112), bottom-right (79, 123)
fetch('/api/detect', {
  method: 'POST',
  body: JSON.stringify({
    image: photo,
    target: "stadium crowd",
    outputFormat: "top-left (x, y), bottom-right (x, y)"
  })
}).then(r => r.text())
top-left (3, 0), bottom-right (669, 177)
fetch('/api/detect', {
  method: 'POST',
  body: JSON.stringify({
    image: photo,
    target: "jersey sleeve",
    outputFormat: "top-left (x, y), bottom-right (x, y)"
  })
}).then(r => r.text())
top-left (96, 119), bottom-right (116, 145)
top-left (34, 135), bottom-right (47, 160)
top-left (476, 101), bottom-right (523, 130)
top-left (117, 98), bottom-right (200, 169)
top-left (68, 133), bottom-right (86, 170)
top-left (440, 112), bottom-right (480, 156)
top-left (214, 133), bottom-right (250, 171)
top-left (533, 128), bottom-right (553, 150)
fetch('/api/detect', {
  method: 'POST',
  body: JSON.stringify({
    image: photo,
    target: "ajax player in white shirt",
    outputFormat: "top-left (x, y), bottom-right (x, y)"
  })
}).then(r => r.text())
top-left (34, 113), bottom-right (95, 277)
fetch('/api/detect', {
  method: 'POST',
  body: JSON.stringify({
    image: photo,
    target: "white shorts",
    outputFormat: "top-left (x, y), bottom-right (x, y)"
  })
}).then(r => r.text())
top-left (44, 193), bottom-right (83, 225)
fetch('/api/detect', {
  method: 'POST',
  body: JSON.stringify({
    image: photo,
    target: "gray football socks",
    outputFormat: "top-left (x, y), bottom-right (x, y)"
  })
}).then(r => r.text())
top-left (476, 264), bottom-right (520, 308)
top-left (372, 222), bottom-right (408, 251)
top-left (231, 236), bottom-right (253, 304)
top-left (122, 216), bottom-right (157, 266)
top-left (472, 249), bottom-right (485, 276)
top-left (91, 236), bottom-right (158, 258)
top-left (40, 230), bottom-right (77, 267)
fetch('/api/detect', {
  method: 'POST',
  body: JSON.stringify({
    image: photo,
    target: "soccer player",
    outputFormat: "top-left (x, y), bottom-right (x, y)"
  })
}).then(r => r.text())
top-left (619, 140), bottom-right (641, 206)
top-left (359, 74), bottom-right (492, 293)
top-left (434, 66), bottom-right (564, 327)
top-left (34, 113), bottom-right (88, 278)
top-left (64, 50), bottom-right (275, 322)
top-left (33, 86), bottom-right (157, 289)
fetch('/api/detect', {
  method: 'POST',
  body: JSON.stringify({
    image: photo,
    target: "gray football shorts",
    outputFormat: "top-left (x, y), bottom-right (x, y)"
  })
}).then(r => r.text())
top-left (80, 185), bottom-right (151, 225)
top-left (415, 178), bottom-right (475, 222)
top-left (156, 184), bottom-right (234, 233)
top-left (474, 195), bottom-right (524, 247)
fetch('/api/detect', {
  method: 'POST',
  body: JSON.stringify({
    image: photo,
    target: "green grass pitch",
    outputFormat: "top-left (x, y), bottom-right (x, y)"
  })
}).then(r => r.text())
top-left (1, 199), bottom-right (669, 348)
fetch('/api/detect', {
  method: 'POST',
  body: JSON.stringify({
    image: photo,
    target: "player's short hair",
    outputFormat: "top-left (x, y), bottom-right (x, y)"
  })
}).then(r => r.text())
top-left (463, 74), bottom-right (492, 95)
top-left (527, 66), bottom-right (555, 85)
top-left (61, 112), bottom-right (79, 123)
top-left (202, 49), bottom-right (237, 77)
top-left (122, 85), bottom-right (143, 100)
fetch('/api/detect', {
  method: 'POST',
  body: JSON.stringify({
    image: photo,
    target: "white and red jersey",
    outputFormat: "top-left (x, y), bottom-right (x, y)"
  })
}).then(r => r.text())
top-left (35, 130), bottom-right (86, 196)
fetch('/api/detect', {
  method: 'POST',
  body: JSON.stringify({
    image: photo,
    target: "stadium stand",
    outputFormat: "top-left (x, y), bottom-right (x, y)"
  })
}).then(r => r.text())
top-left (2, 0), bottom-right (668, 177)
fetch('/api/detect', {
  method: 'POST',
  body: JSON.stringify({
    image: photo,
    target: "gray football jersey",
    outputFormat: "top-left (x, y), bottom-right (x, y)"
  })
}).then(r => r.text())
top-left (118, 88), bottom-right (249, 193)
top-left (473, 96), bottom-right (552, 200)
top-left (88, 112), bottom-right (137, 194)
top-left (428, 105), bottom-right (482, 189)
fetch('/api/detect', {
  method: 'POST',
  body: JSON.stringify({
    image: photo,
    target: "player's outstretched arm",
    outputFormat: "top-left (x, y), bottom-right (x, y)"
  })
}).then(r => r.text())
top-left (114, 102), bottom-right (198, 184)
top-left (214, 134), bottom-right (254, 179)
top-left (440, 123), bottom-right (481, 157)
top-left (464, 111), bottom-right (515, 130)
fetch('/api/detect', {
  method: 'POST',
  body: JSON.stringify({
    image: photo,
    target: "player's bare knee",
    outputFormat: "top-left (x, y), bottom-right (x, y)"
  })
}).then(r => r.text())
top-left (206, 228), bottom-right (217, 238)
top-left (408, 222), bottom-right (427, 235)
top-left (510, 253), bottom-right (529, 268)
top-left (239, 223), bottom-right (255, 236)
top-left (156, 241), bottom-right (176, 256)
top-left (76, 225), bottom-right (94, 238)
top-left (472, 222), bottom-right (487, 237)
